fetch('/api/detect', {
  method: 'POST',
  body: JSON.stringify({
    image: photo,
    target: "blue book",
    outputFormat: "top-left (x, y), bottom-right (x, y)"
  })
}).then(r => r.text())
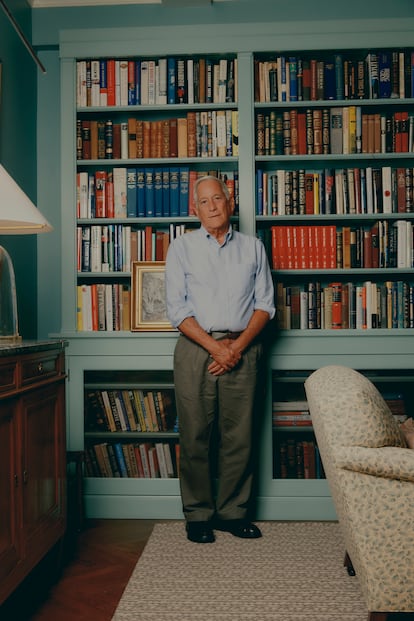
top-left (136, 168), bottom-right (145, 217)
top-left (99, 60), bottom-right (107, 106)
top-left (288, 57), bottom-right (298, 102)
top-left (179, 167), bottom-right (190, 216)
top-left (154, 168), bottom-right (163, 217)
top-left (126, 168), bottom-right (137, 217)
top-left (169, 167), bottom-right (180, 217)
top-left (162, 167), bottom-right (170, 217)
top-left (167, 57), bottom-right (176, 104)
top-left (113, 443), bottom-right (128, 477)
top-left (334, 54), bottom-right (344, 100)
top-left (378, 51), bottom-right (391, 99)
top-left (134, 60), bottom-right (141, 105)
top-left (144, 168), bottom-right (155, 217)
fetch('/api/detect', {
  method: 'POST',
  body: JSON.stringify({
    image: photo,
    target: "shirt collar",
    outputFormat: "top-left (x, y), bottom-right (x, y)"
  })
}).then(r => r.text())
top-left (201, 224), bottom-right (233, 244)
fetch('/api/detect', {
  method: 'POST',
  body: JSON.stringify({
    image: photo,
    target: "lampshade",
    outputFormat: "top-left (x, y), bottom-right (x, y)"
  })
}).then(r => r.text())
top-left (0, 164), bottom-right (53, 234)
top-left (0, 163), bottom-right (53, 341)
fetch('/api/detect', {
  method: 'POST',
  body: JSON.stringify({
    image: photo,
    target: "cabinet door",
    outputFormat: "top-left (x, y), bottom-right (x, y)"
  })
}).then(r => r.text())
top-left (21, 382), bottom-right (66, 562)
top-left (0, 400), bottom-right (22, 588)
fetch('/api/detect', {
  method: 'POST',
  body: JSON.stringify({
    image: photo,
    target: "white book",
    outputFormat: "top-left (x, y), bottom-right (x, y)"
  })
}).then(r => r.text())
top-left (90, 225), bottom-right (102, 272)
top-left (77, 171), bottom-right (89, 218)
top-left (216, 110), bottom-right (226, 157)
top-left (90, 60), bottom-right (101, 107)
top-left (105, 284), bottom-right (114, 331)
top-left (218, 58), bottom-right (227, 103)
top-left (113, 167), bottom-right (127, 218)
top-left (76, 60), bottom-right (87, 107)
top-left (186, 59), bottom-right (194, 105)
top-left (147, 60), bottom-right (156, 105)
top-left (155, 443), bottom-right (168, 478)
top-left (140, 61), bottom-right (149, 104)
top-left (382, 166), bottom-right (392, 213)
top-left (81, 284), bottom-right (93, 331)
top-left (156, 58), bottom-right (167, 105)
top-left (123, 225), bottom-right (131, 272)
top-left (119, 59), bottom-right (129, 106)
top-left (120, 122), bottom-right (128, 160)
top-left (277, 170), bottom-right (286, 215)
top-left (163, 443), bottom-right (175, 478)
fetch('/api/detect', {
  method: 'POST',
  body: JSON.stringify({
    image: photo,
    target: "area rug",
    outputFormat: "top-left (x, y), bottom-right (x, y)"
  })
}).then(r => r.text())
top-left (111, 521), bottom-right (368, 621)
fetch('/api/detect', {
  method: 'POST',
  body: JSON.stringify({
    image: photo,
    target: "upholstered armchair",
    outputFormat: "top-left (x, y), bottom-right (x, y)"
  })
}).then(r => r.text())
top-left (304, 365), bottom-right (414, 621)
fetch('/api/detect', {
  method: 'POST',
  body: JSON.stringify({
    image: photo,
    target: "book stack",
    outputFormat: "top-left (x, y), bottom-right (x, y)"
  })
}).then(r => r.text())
top-left (254, 50), bottom-right (414, 102)
top-left (77, 56), bottom-right (237, 107)
top-left (85, 440), bottom-right (179, 479)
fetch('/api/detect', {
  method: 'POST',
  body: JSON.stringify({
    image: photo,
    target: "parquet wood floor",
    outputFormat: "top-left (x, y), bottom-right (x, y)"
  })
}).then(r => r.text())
top-left (0, 519), bottom-right (163, 621)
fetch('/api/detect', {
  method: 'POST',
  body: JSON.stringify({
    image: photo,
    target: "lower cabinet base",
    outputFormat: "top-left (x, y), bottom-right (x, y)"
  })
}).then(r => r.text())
top-left (83, 493), bottom-right (336, 521)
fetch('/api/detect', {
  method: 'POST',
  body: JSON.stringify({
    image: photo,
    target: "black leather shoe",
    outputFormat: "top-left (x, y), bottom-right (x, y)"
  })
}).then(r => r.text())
top-left (186, 521), bottom-right (215, 544)
top-left (215, 519), bottom-right (262, 539)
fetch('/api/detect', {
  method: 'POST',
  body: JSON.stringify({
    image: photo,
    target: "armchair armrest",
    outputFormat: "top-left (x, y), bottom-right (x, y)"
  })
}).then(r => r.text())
top-left (335, 445), bottom-right (414, 482)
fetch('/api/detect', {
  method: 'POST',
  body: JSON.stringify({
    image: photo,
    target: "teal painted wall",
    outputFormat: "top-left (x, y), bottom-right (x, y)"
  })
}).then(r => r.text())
top-left (0, 0), bottom-right (37, 338)
top-left (32, 0), bottom-right (414, 338)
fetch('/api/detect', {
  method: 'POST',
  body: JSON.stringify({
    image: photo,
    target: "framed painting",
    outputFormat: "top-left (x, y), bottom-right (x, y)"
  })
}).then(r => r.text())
top-left (131, 261), bottom-right (175, 331)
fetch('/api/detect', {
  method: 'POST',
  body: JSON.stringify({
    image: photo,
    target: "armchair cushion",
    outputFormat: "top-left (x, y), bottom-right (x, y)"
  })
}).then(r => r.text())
top-left (335, 445), bottom-right (414, 482)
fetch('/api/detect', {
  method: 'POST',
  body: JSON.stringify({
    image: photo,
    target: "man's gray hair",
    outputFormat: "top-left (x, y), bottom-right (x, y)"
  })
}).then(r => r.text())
top-left (193, 175), bottom-right (230, 206)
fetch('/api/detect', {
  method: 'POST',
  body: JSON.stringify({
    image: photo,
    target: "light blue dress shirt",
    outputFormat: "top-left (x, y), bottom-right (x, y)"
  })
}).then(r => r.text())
top-left (165, 225), bottom-right (275, 332)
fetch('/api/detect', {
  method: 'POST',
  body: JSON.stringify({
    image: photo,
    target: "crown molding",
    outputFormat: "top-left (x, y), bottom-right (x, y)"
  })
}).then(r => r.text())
top-left (27, 0), bottom-right (233, 7)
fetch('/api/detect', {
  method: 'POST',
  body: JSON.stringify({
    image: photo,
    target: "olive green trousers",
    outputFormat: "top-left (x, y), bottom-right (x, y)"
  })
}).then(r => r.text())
top-left (173, 334), bottom-right (263, 523)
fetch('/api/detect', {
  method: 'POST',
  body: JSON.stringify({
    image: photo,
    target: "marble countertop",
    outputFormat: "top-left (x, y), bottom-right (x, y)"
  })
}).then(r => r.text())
top-left (0, 339), bottom-right (68, 357)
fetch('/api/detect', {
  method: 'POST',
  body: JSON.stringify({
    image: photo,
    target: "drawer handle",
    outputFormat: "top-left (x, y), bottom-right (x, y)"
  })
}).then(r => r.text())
top-left (37, 362), bottom-right (44, 373)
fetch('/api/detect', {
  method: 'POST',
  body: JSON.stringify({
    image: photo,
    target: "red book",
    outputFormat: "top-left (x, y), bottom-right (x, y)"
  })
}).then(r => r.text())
top-left (297, 112), bottom-right (307, 154)
top-left (304, 173), bottom-right (314, 215)
top-left (397, 168), bottom-right (407, 213)
top-left (144, 225), bottom-right (153, 261)
top-left (330, 282), bottom-right (342, 329)
top-left (106, 172), bottom-right (115, 218)
top-left (95, 171), bottom-right (107, 218)
top-left (107, 59), bottom-right (116, 106)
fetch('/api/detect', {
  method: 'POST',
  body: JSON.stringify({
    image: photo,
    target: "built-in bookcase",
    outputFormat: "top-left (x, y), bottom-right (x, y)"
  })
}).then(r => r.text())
top-left (59, 21), bottom-right (414, 520)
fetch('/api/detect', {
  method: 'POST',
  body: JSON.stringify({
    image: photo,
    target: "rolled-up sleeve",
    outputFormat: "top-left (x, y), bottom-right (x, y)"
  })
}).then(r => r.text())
top-left (254, 239), bottom-right (275, 320)
top-left (165, 240), bottom-right (194, 328)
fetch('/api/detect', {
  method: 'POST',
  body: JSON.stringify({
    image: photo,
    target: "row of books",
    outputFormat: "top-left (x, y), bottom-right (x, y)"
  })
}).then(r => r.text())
top-left (270, 222), bottom-right (414, 270)
top-left (255, 50), bottom-right (414, 103)
top-left (85, 441), bottom-right (179, 479)
top-left (256, 167), bottom-right (413, 216)
top-left (77, 168), bottom-right (238, 219)
top-left (78, 223), bottom-right (186, 272)
top-left (273, 403), bottom-right (312, 427)
top-left (77, 283), bottom-right (131, 332)
top-left (78, 110), bottom-right (239, 161)
top-left (274, 438), bottom-right (325, 479)
top-left (276, 280), bottom-right (414, 330)
top-left (77, 56), bottom-right (237, 107)
top-left (256, 108), bottom-right (414, 157)
top-left (85, 388), bottom-right (177, 432)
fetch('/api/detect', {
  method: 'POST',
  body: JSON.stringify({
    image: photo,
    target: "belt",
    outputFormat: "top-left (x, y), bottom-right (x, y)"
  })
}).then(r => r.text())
top-left (210, 331), bottom-right (242, 340)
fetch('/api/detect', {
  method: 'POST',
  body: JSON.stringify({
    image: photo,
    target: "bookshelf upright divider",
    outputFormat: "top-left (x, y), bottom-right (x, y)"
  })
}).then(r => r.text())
top-left (59, 21), bottom-right (414, 520)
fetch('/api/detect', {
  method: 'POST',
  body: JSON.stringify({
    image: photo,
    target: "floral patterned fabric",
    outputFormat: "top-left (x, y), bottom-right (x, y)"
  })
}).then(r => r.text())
top-left (305, 365), bottom-right (414, 614)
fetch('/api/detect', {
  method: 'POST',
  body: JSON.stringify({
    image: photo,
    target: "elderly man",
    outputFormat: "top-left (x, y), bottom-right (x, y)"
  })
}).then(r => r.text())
top-left (165, 175), bottom-right (275, 543)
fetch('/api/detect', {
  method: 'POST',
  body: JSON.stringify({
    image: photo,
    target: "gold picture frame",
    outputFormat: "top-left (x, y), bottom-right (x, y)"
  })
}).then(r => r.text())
top-left (131, 261), bottom-right (175, 331)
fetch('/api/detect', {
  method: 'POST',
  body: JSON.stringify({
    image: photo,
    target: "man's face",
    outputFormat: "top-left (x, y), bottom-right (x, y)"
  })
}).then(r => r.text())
top-left (195, 179), bottom-right (234, 233)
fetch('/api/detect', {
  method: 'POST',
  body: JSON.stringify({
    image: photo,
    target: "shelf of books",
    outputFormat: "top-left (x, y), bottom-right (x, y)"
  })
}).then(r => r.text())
top-left (254, 48), bottom-right (414, 335)
top-left (75, 54), bottom-right (239, 333)
top-left (272, 368), bottom-right (413, 484)
top-left (59, 21), bottom-right (414, 520)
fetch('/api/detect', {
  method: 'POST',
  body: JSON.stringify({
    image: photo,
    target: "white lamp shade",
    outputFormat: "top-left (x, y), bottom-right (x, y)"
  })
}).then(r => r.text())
top-left (0, 164), bottom-right (53, 234)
